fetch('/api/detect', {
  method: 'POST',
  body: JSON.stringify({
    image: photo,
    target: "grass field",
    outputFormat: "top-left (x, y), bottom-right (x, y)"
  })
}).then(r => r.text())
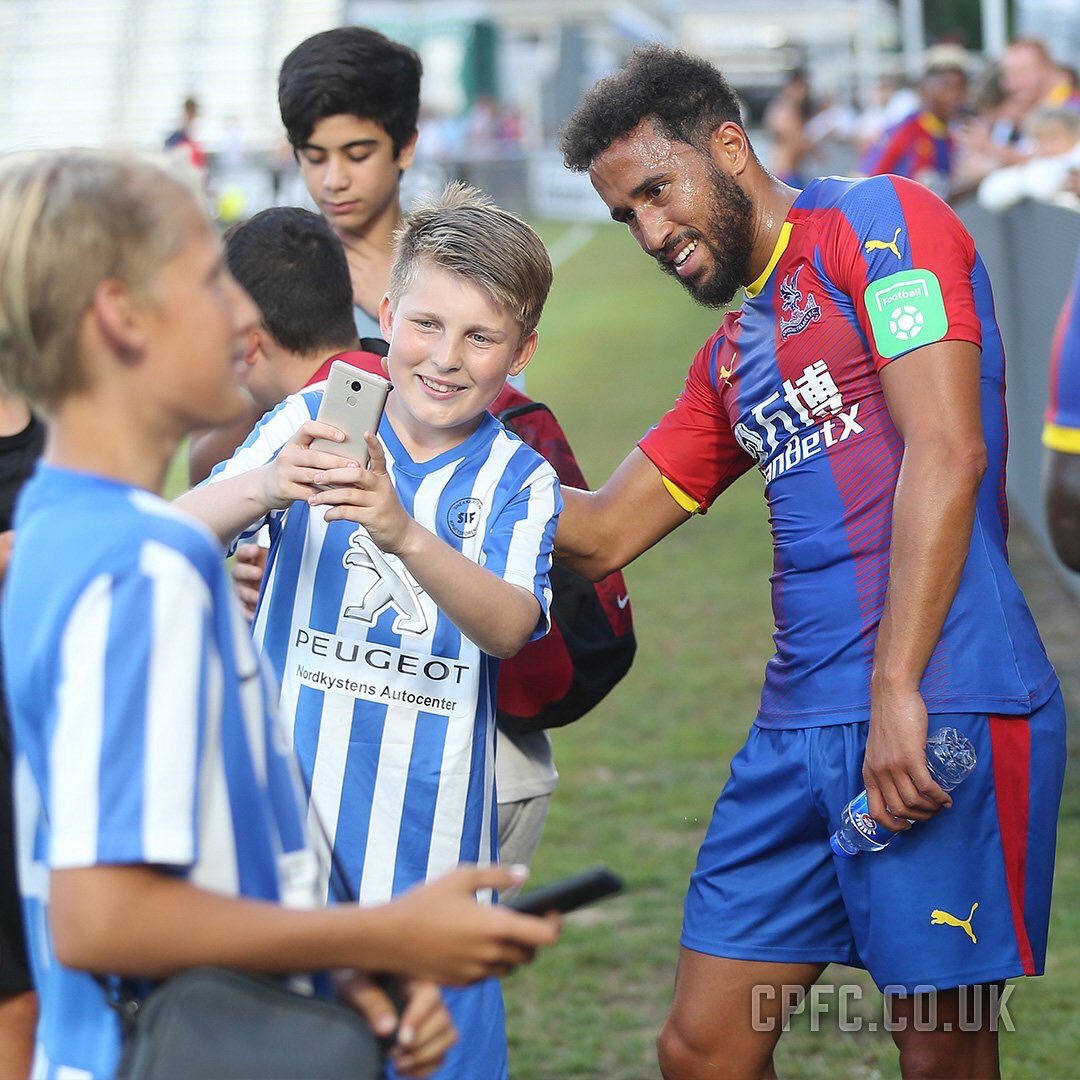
top-left (495, 221), bottom-right (1080, 1079)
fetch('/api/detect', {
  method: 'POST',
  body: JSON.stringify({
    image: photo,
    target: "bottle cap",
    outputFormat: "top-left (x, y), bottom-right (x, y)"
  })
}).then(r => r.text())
top-left (829, 833), bottom-right (857, 858)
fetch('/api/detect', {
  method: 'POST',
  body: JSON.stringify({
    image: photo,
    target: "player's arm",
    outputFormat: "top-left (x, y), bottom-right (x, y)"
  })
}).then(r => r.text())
top-left (1042, 276), bottom-right (1080, 570)
top-left (49, 863), bottom-right (557, 985)
top-left (556, 449), bottom-right (692, 581)
top-left (864, 338), bottom-right (986, 828)
top-left (1045, 449), bottom-right (1080, 570)
top-left (554, 326), bottom-right (746, 580)
top-left (390, 533), bottom-right (543, 660)
top-left (174, 466), bottom-right (279, 544)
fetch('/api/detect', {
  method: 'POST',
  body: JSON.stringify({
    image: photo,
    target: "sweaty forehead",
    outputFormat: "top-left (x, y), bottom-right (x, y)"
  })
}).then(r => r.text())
top-left (592, 120), bottom-right (677, 171)
top-left (589, 121), bottom-right (682, 200)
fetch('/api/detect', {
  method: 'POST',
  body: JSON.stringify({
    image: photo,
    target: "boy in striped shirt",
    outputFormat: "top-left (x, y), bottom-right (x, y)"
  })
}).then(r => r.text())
top-left (0, 152), bottom-right (558, 1080)
top-left (179, 184), bottom-right (561, 1079)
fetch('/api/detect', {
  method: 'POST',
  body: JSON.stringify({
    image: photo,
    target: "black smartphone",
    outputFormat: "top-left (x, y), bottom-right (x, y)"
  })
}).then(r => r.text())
top-left (507, 866), bottom-right (624, 915)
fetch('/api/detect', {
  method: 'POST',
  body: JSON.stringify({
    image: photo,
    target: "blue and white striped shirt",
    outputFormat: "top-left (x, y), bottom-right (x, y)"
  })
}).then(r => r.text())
top-left (210, 393), bottom-right (559, 1080)
top-left (209, 391), bottom-right (560, 906)
top-left (3, 465), bottom-right (319, 1079)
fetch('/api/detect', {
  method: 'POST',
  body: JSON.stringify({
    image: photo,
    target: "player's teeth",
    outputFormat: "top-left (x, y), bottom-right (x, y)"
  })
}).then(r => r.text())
top-left (675, 241), bottom-right (697, 266)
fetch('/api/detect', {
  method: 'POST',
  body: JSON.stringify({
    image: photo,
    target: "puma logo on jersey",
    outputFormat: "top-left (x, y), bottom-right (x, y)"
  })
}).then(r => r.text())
top-left (342, 531), bottom-right (428, 635)
top-left (718, 364), bottom-right (734, 383)
top-left (931, 902), bottom-right (979, 943)
top-left (864, 227), bottom-right (903, 261)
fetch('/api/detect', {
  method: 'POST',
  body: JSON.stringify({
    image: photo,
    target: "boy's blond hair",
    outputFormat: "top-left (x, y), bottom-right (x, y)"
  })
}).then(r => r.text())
top-left (389, 182), bottom-right (552, 339)
top-left (0, 149), bottom-right (200, 414)
top-left (1025, 105), bottom-right (1080, 142)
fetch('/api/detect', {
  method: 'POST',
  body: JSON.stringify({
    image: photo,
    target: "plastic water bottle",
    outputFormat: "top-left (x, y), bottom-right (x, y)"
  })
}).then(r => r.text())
top-left (829, 727), bottom-right (977, 858)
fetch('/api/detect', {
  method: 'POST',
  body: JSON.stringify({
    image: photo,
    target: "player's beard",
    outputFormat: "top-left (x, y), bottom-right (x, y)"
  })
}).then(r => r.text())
top-left (657, 161), bottom-right (754, 309)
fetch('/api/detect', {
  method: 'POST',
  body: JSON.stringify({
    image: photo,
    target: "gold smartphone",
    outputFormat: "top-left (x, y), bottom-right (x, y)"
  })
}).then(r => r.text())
top-left (311, 360), bottom-right (391, 466)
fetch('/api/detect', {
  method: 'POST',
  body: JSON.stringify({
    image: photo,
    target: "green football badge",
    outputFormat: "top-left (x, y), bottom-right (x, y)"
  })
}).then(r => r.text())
top-left (864, 269), bottom-right (949, 359)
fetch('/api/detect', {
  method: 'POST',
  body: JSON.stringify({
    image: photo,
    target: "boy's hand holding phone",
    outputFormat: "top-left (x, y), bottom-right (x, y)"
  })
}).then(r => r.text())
top-left (310, 435), bottom-right (419, 557)
top-left (259, 419), bottom-right (359, 509)
top-left (260, 362), bottom-right (393, 512)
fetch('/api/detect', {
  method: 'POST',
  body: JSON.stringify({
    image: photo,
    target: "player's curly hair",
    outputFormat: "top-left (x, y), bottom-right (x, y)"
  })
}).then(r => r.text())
top-left (561, 45), bottom-right (746, 171)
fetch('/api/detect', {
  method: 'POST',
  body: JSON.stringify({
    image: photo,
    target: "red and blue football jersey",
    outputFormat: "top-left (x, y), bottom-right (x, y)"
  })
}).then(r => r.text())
top-left (1043, 248), bottom-right (1080, 454)
top-left (860, 111), bottom-right (954, 195)
top-left (641, 174), bottom-right (1056, 728)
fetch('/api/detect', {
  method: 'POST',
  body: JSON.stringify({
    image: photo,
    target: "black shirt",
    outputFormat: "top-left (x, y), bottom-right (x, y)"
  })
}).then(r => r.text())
top-left (0, 413), bottom-right (44, 534)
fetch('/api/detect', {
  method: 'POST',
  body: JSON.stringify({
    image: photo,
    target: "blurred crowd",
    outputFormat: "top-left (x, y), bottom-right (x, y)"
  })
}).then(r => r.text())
top-left (763, 36), bottom-right (1080, 212)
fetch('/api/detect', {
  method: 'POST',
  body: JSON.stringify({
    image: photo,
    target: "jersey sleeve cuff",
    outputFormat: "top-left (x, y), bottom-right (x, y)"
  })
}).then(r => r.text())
top-left (1043, 422), bottom-right (1080, 454)
top-left (662, 475), bottom-right (706, 515)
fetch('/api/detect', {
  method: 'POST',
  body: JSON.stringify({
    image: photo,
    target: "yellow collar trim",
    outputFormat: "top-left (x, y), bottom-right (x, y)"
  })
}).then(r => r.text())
top-left (920, 111), bottom-right (947, 136)
top-left (1047, 82), bottom-right (1071, 107)
top-left (745, 221), bottom-right (793, 298)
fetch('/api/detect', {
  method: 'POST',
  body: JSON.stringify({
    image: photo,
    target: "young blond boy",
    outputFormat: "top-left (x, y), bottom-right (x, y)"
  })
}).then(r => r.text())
top-left (0, 152), bottom-right (557, 1080)
top-left (177, 183), bottom-right (560, 1078)
top-left (190, 29), bottom-right (567, 900)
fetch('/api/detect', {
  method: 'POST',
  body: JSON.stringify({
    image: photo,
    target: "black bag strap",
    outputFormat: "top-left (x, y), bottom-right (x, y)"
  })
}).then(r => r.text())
top-left (358, 337), bottom-right (389, 357)
top-left (496, 400), bottom-right (551, 425)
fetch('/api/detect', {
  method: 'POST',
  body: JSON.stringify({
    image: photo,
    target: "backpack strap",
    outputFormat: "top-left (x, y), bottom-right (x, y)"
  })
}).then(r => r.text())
top-left (494, 396), bottom-right (636, 733)
top-left (358, 337), bottom-right (389, 357)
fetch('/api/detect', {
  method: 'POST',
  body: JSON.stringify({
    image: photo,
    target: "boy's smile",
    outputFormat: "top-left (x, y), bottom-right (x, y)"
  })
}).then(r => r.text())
top-left (379, 262), bottom-right (536, 459)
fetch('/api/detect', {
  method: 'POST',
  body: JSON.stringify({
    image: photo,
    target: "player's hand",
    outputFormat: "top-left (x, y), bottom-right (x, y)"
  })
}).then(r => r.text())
top-left (231, 543), bottom-right (267, 621)
top-left (309, 435), bottom-right (418, 556)
top-left (382, 865), bottom-right (560, 986)
top-left (863, 686), bottom-right (950, 831)
top-left (389, 980), bottom-right (458, 1078)
top-left (260, 421), bottom-right (358, 508)
top-left (336, 974), bottom-right (457, 1079)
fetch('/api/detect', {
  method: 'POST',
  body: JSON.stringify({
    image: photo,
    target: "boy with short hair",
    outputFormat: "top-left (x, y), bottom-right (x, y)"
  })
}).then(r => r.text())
top-left (188, 26), bottom-right (568, 890)
top-left (186, 25), bottom-right (412, 478)
top-left (178, 183), bottom-right (560, 1079)
top-left (224, 206), bottom-right (362, 422)
top-left (278, 25), bottom-right (421, 339)
top-left (0, 151), bottom-right (557, 1079)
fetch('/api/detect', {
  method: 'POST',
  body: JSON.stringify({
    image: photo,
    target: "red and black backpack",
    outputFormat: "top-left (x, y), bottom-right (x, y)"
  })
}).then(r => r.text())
top-left (491, 384), bottom-right (636, 735)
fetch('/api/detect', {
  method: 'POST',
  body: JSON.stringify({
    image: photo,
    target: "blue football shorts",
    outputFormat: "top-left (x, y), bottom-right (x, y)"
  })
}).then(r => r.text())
top-left (680, 690), bottom-right (1066, 991)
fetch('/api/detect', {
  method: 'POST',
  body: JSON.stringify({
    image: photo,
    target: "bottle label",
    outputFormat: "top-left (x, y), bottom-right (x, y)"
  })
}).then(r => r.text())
top-left (848, 791), bottom-right (891, 845)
